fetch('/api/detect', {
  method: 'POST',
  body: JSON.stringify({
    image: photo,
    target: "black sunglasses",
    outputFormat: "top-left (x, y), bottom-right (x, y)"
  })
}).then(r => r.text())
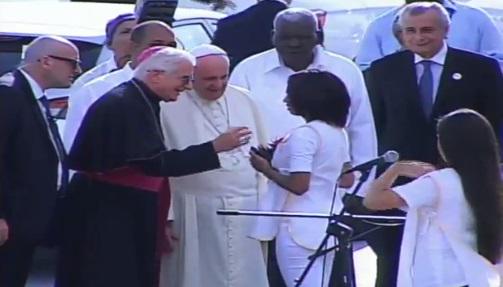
top-left (47, 55), bottom-right (81, 69)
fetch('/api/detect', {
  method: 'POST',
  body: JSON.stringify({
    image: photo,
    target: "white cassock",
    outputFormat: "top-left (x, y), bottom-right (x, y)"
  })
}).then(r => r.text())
top-left (159, 85), bottom-right (269, 287)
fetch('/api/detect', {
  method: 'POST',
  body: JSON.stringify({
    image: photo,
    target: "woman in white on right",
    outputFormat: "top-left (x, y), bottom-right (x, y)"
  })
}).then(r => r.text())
top-left (364, 109), bottom-right (503, 287)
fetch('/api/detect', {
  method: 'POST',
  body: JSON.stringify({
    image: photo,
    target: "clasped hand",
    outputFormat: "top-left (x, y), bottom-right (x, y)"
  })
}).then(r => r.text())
top-left (249, 147), bottom-right (272, 173)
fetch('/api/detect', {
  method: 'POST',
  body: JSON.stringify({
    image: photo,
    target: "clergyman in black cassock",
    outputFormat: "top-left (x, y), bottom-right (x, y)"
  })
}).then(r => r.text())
top-left (57, 76), bottom-right (241, 287)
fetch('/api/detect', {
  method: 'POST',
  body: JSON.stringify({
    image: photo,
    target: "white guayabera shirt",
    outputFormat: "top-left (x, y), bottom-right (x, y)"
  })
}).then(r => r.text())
top-left (230, 45), bottom-right (377, 174)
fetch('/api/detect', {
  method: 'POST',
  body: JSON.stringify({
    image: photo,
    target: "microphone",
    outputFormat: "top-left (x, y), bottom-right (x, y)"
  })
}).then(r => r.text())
top-left (342, 150), bottom-right (399, 175)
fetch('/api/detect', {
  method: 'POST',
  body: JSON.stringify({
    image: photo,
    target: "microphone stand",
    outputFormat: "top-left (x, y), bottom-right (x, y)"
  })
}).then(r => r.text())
top-left (296, 168), bottom-right (372, 287)
top-left (217, 167), bottom-right (405, 287)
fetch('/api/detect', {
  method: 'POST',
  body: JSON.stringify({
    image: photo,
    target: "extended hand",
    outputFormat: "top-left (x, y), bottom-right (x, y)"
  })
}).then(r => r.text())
top-left (212, 127), bottom-right (252, 152)
top-left (0, 219), bottom-right (9, 246)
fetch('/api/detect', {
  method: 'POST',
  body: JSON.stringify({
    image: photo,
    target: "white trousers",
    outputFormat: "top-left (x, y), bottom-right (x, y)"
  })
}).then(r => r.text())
top-left (276, 222), bottom-right (334, 287)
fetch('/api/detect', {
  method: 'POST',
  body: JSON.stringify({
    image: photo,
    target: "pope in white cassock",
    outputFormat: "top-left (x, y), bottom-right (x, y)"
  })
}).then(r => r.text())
top-left (159, 44), bottom-right (269, 287)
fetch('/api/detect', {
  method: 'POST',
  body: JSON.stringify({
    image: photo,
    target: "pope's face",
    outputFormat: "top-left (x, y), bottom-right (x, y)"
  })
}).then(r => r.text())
top-left (192, 56), bottom-right (229, 101)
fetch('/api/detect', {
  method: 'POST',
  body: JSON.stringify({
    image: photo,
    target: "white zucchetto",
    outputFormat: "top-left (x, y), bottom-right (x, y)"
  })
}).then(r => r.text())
top-left (190, 44), bottom-right (228, 59)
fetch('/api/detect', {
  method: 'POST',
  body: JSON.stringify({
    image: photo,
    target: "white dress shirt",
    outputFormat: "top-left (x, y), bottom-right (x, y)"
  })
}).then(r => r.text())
top-left (394, 168), bottom-right (500, 287)
top-left (414, 42), bottom-right (448, 102)
top-left (230, 45), bottom-right (377, 167)
top-left (249, 121), bottom-right (350, 249)
top-left (64, 63), bottom-right (133, 150)
top-left (71, 58), bottom-right (117, 90)
top-left (356, 0), bottom-right (503, 70)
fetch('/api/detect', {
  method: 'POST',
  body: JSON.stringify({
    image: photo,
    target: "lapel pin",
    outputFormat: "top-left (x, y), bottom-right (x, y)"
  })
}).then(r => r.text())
top-left (452, 72), bottom-right (462, 80)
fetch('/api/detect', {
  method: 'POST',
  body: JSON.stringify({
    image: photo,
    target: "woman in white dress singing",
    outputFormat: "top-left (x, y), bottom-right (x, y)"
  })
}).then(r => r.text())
top-left (364, 109), bottom-right (503, 287)
top-left (248, 70), bottom-right (352, 287)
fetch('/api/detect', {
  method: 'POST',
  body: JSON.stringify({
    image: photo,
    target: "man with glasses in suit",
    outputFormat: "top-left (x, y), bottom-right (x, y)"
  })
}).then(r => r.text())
top-left (0, 35), bottom-right (81, 287)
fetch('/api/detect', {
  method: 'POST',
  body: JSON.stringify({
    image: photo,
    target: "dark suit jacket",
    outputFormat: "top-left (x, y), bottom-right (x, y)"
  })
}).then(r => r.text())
top-left (366, 48), bottom-right (503, 165)
top-left (0, 70), bottom-right (59, 242)
top-left (212, 0), bottom-right (287, 70)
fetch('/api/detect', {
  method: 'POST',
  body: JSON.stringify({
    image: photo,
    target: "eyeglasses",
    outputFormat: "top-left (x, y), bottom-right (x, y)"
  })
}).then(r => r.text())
top-left (179, 75), bottom-right (193, 85)
top-left (147, 70), bottom-right (193, 85)
top-left (47, 55), bottom-right (81, 69)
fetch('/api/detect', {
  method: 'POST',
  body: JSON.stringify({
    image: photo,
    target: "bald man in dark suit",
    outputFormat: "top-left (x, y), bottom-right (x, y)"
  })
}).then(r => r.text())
top-left (0, 35), bottom-right (81, 287)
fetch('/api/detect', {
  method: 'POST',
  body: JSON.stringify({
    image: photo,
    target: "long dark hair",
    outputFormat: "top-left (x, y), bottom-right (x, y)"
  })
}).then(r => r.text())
top-left (437, 109), bottom-right (503, 263)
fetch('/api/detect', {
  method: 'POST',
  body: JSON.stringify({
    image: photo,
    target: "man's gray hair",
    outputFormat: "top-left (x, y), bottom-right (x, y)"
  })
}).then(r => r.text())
top-left (398, 2), bottom-right (451, 29)
top-left (134, 47), bottom-right (195, 79)
top-left (273, 8), bottom-right (318, 30)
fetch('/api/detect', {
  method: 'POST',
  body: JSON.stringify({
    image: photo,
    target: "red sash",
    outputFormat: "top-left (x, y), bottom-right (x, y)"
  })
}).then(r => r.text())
top-left (83, 166), bottom-right (165, 192)
top-left (81, 167), bottom-right (172, 248)
top-left (82, 166), bottom-right (173, 285)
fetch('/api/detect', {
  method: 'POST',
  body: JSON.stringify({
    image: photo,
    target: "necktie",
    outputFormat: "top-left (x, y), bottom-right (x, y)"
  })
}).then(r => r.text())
top-left (418, 60), bottom-right (433, 118)
top-left (40, 96), bottom-right (69, 196)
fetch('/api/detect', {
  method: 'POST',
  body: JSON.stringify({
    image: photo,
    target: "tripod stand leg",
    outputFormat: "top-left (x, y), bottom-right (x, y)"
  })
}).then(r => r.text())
top-left (294, 233), bottom-right (331, 287)
top-left (329, 239), bottom-right (356, 287)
